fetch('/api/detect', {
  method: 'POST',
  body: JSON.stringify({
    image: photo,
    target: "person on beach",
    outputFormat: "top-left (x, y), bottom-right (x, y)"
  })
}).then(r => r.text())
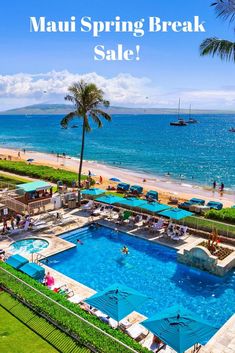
top-left (220, 182), bottom-right (224, 192)
top-left (23, 149), bottom-right (26, 154)
top-left (99, 175), bottom-right (103, 184)
top-left (213, 180), bottom-right (216, 190)
top-left (18, 151), bottom-right (21, 158)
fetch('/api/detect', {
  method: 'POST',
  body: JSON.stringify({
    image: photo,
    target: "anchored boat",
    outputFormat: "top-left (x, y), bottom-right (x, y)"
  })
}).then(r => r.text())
top-left (170, 99), bottom-right (188, 126)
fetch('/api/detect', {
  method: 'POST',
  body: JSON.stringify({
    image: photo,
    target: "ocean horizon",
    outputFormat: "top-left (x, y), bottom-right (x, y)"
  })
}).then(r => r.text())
top-left (0, 114), bottom-right (234, 190)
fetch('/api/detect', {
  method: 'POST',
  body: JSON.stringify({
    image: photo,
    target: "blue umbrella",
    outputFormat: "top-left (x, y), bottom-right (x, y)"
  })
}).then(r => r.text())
top-left (95, 195), bottom-right (123, 204)
top-left (81, 188), bottom-right (105, 197)
top-left (85, 283), bottom-right (148, 322)
top-left (140, 203), bottom-right (171, 214)
top-left (142, 305), bottom-right (217, 353)
top-left (158, 208), bottom-right (193, 220)
top-left (117, 198), bottom-right (146, 209)
top-left (109, 177), bottom-right (121, 182)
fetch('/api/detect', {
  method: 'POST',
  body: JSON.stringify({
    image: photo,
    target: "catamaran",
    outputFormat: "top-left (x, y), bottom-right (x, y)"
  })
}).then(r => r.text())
top-left (186, 105), bottom-right (198, 124)
top-left (170, 99), bottom-right (188, 126)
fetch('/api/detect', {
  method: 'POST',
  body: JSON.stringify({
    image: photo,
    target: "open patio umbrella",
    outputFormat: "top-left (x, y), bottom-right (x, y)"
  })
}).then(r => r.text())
top-left (81, 188), bottom-right (105, 198)
top-left (85, 283), bottom-right (148, 322)
top-left (95, 195), bottom-right (123, 205)
top-left (140, 202), bottom-right (171, 214)
top-left (158, 208), bottom-right (193, 220)
top-left (117, 198), bottom-right (146, 209)
top-left (109, 177), bottom-right (121, 182)
top-left (142, 305), bottom-right (217, 353)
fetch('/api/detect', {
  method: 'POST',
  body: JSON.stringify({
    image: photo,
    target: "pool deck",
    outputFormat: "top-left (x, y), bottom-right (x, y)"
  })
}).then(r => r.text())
top-left (1, 208), bottom-right (235, 353)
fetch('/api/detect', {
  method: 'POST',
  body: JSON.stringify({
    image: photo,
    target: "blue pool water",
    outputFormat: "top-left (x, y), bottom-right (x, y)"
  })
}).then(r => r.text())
top-left (10, 238), bottom-right (49, 254)
top-left (44, 225), bottom-right (235, 328)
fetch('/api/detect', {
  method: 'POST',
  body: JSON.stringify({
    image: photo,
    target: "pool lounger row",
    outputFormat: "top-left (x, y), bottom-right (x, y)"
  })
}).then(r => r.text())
top-left (5, 254), bottom-right (45, 280)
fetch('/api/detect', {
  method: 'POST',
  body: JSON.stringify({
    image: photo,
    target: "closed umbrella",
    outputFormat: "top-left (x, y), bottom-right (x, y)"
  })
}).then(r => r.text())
top-left (142, 305), bottom-right (217, 353)
top-left (85, 283), bottom-right (148, 322)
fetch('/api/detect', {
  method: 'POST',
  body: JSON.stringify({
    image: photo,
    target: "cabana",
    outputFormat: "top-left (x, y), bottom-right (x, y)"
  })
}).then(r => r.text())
top-left (129, 185), bottom-right (143, 196)
top-left (6, 254), bottom-right (29, 269)
top-left (206, 201), bottom-right (223, 210)
top-left (16, 181), bottom-right (52, 204)
top-left (179, 197), bottom-right (205, 210)
top-left (145, 190), bottom-right (158, 201)
top-left (20, 262), bottom-right (45, 280)
top-left (117, 183), bottom-right (130, 192)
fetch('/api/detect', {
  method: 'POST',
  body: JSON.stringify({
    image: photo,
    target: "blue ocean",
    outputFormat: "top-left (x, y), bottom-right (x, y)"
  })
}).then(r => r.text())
top-left (0, 114), bottom-right (234, 189)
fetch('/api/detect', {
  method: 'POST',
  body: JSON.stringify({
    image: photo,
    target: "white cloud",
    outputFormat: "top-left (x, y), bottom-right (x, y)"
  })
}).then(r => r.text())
top-left (0, 70), bottom-right (235, 110)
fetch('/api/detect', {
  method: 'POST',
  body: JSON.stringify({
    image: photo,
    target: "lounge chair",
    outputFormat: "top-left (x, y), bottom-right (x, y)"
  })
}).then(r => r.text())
top-left (126, 323), bottom-right (149, 342)
top-left (82, 200), bottom-right (94, 210)
top-left (150, 219), bottom-right (164, 234)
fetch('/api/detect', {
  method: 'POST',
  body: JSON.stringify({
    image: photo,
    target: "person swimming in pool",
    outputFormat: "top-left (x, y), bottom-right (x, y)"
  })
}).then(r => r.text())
top-left (76, 239), bottom-right (84, 245)
top-left (121, 246), bottom-right (129, 255)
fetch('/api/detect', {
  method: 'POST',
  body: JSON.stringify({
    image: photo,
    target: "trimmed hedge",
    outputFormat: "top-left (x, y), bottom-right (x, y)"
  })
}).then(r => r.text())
top-left (0, 160), bottom-right (95, 186)
top-left (0, 263), bottom-right (149, 353)
top-left (205, 208), bottom-right (235, 225)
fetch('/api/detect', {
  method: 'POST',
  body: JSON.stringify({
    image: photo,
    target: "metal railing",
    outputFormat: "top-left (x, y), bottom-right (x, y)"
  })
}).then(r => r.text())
top-left (0, 266), bottom-right (141, 353)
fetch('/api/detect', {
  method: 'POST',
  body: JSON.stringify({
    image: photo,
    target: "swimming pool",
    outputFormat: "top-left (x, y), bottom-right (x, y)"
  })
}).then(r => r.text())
top-left (43, 225), bottom-right (235, 329)
top-left (10, 238), bottom-right (49, 255)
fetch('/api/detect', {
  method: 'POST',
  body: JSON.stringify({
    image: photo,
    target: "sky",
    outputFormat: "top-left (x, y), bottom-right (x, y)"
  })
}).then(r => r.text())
top-left (0, 0), bottom-right (235, 110)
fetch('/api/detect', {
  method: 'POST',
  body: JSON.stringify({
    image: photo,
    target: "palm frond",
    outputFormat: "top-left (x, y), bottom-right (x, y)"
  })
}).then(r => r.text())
top-left (89, 112), bottom-right (103, 128)
top-left (212, 0), bottom-right (235, 24)
top-left (60, 111), bottom-right (76, 128)
top-left (200, 37), bottom-right (235, 62)
top-left (92, 109), bottom-right (112, 122)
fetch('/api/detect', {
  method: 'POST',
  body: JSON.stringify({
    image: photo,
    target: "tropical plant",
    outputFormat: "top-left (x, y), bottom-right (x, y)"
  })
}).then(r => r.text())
top-left (200, 0), bottom-right (235, 62)
top-left (60, 80), bottom-right (111, 202)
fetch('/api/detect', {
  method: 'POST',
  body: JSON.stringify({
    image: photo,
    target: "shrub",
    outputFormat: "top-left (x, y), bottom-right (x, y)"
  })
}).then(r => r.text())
top-left (205, 208), bottom-right (235, 225)
top-left (0, 263), bottom-right (149, 353)
top-left (0, 160), bottom-right (95, 186)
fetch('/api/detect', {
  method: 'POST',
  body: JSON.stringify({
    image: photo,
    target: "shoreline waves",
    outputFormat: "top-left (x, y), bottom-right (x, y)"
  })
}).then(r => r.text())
top-left (0, 146), bottom-right (234, 207)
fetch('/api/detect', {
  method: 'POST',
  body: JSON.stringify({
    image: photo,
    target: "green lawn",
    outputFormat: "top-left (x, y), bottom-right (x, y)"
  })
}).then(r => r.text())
top-left (0, 306), bottom-right (58, 353)
top-left (184, 216), bottom-right (235, 238)
top-left (0, 173), bottom-right (28, 188)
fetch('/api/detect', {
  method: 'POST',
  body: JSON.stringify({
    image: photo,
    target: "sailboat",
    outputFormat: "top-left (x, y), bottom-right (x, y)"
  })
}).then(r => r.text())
top-left (186, 105), bottom-right (198, 124)
top-left (170, 99), bottom-right (188, 126)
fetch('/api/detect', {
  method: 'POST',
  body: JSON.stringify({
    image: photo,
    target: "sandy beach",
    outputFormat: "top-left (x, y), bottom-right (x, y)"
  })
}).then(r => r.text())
top-left (0, 146), bottom-right (234, 207)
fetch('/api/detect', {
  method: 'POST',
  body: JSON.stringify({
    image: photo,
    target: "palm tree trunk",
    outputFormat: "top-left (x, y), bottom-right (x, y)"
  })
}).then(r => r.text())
top-left (77, 116), bottom-right (86, 205)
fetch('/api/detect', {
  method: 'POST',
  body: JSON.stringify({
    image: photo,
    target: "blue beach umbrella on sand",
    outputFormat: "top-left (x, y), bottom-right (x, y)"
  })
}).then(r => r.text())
top-left (142, 305), bottom-right (217, 353)
top-left (27, 158), bottom-right (34, 163)
top-left (85, 283), bottom-right (148, 322)
top-left (109, 177), bottom-right (121, 182)
top-left (158, 208), bottom-right (193, 220)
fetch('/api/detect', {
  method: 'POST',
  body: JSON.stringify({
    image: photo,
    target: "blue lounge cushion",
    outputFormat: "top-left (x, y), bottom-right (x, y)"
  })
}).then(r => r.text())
top-left (6, 254), bottom-right (29, 269)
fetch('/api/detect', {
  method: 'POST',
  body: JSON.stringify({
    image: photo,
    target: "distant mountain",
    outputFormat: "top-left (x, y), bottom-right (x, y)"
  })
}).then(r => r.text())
top-left (0, 103), bottom-right (235, 115)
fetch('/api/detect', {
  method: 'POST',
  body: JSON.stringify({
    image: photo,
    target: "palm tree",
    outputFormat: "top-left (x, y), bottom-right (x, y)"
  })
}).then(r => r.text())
top-left (200, 0), bottom-right (235, 62)
top-left (60, 80), bottom-right (111, 203)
